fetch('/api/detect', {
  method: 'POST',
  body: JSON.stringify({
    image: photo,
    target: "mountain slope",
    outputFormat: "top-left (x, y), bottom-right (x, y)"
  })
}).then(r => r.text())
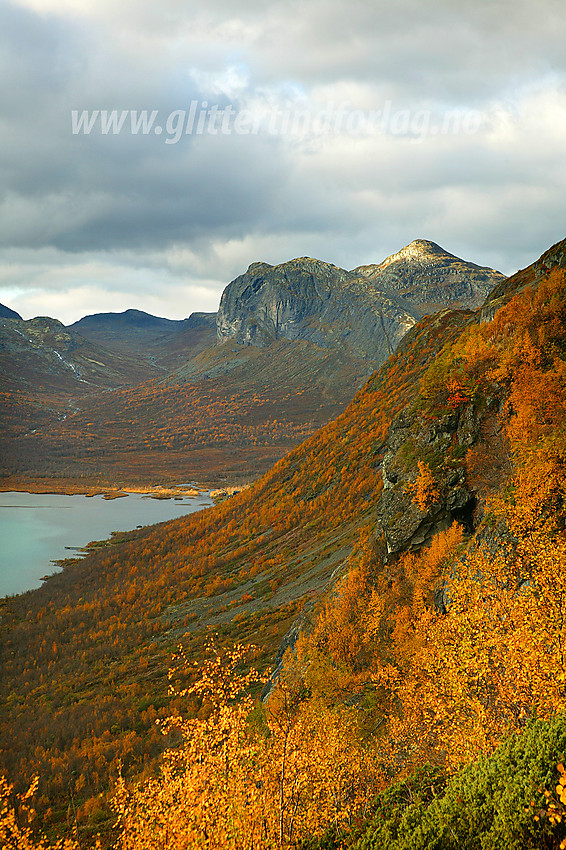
top-left (0, 306), bottom-right (474, 836)
top-left (69, 309), bottom-right (217, 372)
top-left (0, 302), bottom-right (22, 319)
top-left (0, 315), bottom-right (155, 393)
top-left (0, 237), bottom-right (564, 843)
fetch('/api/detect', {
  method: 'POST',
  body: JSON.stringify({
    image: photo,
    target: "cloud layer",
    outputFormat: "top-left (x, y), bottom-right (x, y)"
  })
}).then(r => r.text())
top-left (1, 0), bottom-right (566, 322)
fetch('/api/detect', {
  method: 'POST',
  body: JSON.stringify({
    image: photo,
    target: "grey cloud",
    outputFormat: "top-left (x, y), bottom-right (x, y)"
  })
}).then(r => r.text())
top-left (0, 0), bottom-right (565, 319)
top-left (204, 0), bottom-right (566, 101)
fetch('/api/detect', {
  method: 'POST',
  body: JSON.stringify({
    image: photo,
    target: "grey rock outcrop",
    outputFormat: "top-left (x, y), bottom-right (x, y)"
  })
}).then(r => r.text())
top-left (375, 398), bottom-right (488, 557)
top-left (217, 256), bottom-right (416, 362)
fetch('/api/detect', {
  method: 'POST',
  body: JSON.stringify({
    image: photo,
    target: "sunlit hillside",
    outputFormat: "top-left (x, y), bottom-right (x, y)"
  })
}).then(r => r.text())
top-left (2, 237), bottom-right (566, 849)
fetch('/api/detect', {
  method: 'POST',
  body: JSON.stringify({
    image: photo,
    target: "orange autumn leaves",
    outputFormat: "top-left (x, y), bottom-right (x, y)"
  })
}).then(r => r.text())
top-left (378, 269), bottom-right (566, 769)
top-left (113, 638), bottom-right (379, 850)
top-left (408, 460), bottom-right (440, 511)
top-left (4, 269), bottom-right (566, 849)
top-left (382, 531), bottom-right (566, 771)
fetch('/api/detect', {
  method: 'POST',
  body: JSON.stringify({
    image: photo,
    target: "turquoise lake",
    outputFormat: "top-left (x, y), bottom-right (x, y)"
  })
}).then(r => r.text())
top-left (0, 491), bottom-right (213, 598)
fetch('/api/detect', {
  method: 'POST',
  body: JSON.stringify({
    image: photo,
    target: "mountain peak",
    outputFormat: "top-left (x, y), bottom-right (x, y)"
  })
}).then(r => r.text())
top-left (0, 302), bottom-right (22, 320)
top-left (72, 309), bottom-right (173, 327)
top-left (217, 252), bottom-right (413, 358)
top-left (351, 240), bottom-right (505, 315)
top-left (247, 261), bottom-right (273, 274)
top-left (249, 257), bottom-right (349, 278)
top-left (407, 239), bottom-right (443, 250)
top-left (380, 239), bottom-right (460, 268)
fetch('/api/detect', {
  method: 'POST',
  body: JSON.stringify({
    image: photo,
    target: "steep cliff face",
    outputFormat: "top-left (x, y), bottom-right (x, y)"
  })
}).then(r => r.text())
top-left (216, 242), bottom-right (505, 361)
top-left (352, 239), bottom-right (505, 317)
top-left (377, 399), bottom-right (484, 556)
top-left (216, 256), bottom-right (416, 361)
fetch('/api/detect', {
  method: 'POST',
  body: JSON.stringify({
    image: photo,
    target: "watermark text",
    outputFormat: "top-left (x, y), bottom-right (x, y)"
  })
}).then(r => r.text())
top-left (71, 101), bottom-right (484, 144)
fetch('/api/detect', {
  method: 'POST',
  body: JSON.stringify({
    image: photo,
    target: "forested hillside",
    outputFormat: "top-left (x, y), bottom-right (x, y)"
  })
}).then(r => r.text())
top-left (2, 237), bottom-right (566, 849)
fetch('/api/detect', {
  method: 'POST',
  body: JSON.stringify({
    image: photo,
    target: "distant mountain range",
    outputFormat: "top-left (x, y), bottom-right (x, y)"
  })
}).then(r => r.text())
top-left (0, 240), bottom-right (506, 486)
top-left (69, 309), bottom-right (217, 372)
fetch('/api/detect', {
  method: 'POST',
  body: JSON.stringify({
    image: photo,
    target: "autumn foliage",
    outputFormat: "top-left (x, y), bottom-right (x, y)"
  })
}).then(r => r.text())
top-left (112, 637), bottom-right (381, 850)
top-left (3, 268), bottom-right (566, 847)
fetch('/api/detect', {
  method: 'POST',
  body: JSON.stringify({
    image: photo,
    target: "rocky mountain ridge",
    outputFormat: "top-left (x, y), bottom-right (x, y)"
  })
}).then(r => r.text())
top-left (216, 240), bottom-right (505, 360)
top-left (352, 239), bottom-right (504, 317)
top-left (1, 240), bottom-right (504, 391)
top-left (217, 255), bottom-right (415, 362)
top-left (0, 314), bottom-right (156, 392)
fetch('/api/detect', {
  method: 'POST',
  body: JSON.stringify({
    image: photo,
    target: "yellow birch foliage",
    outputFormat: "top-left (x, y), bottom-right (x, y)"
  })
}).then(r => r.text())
top-left (409, 461), bottom-right (440, 511)
top-left (310, 528), bottom-right (383, 676)
top-left (114, 639), bottom-right (267, 850)
top-left (0, 776), bottom-right (80, 850)
top-left (384, 531), bottom-right (566, 771)
top-left (384, 522), bottom-right (463, 675)
top-left (114, 637), bottom-right (381, 850)
top-left (404, 521), bottom-right (463, 614)
top-left (264, 678), bottom-right (381, 844)
top-left (537, 762), bottom-right (566, 842)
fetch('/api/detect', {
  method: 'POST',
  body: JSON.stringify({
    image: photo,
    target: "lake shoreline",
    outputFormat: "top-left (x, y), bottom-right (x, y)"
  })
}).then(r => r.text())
top-left (0, 477), bottom-right (251, 502)
top-left (0, 490), bottom-right (215, 598)
top-left (0, 478), bottom-right (209, 498)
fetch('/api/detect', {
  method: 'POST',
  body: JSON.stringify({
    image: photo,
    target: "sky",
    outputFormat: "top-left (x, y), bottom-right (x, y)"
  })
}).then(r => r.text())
top-left (1, 0), bottom-right (566, 323)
